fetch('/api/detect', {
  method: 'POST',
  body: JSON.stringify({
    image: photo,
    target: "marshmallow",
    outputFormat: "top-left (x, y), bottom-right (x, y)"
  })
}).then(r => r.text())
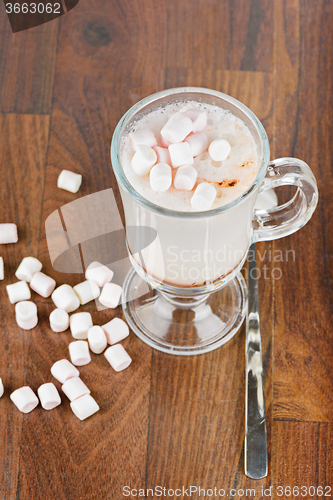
top-left (208, 139), bottom-right (231, 161)
top-left (85, 261), bottom-right (114, 288)
top-left (62, 377), bottom-right (90, 401)
top-left (51, 359), bottom-right (80, 384)
top-left (153, 146), bottom-right (171, 165)
top-left (51, 284), bottom-right (80, 313)
top-left (70, 394), bottom-right (99, 421)
top-left (73, 279), bottom-right (100, 305)
top-left (161, 112), bottom-right (193, 144)
top-left (183, 109), bottom-right (207, 133)
top-left (49, 308), bottom-right (69, 333)
top-left (70, 312), bottom-right (93, 340)
top-left (15, 256), bottom-right (42, 282)
top-left (105, 344), bottom-right (132, 372)
top-left (6, 281), bottom-right (31, 304)
top-left (150, 163), bottom-right (172, 192)
top-left (0, 257), bottom-right (3, 280)
top-left (15, 301), bottom-right (38, 330)
top-left (179, 103), bottom-right (195, 113)
top-left (69, 341), bottom-right (91, 366)
top-left (174, 165), bottom-right (198, 191)
top-left (99, 283), bottom-right (122, 309)
top-left (102, 317), bottom-right (129, 345)
top-left (131, 145), bottom-right (157, 176)
top-left (169, 142), bottom-right (193, 168)
top-left (10, 386), bottom-right (39, 413)
top-left (30, 271), bottom-right (56, 298)
top-left (129, 128), bottom-right (157, 151)
top-left (185, 131), bottom-right (208, 156)
top-left (160, 135), bottom-right (171, 148)
top-left (88, 326), bottom-right (107, 354)
top-left (37, 383), bottom-right (61, 410)
top-left (0, 223), bottom-right (18, 244)
top-left (191, 182), bottom-right (217, 211)
top-left (0, 378), bottom-right (4, 398)
top-left (57, 170), bottom-right (82, 193)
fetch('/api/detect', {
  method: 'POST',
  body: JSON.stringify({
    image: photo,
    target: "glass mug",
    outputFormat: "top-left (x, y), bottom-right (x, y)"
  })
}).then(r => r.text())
top-left (111, 87), bottom-right (318, 355)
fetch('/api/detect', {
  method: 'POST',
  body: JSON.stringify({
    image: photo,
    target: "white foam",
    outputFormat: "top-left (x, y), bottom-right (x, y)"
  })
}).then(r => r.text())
top-left (120, 101), bottom-right (259, 211)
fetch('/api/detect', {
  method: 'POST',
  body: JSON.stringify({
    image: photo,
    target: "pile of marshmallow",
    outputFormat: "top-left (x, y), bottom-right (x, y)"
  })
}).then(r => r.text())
top-left (0, 223), bottom-right (132, 421)
top-left (129, 104), bottom-right (231, 210)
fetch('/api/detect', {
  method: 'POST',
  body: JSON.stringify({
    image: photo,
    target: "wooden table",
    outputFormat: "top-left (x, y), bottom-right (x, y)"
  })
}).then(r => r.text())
top-left (0, 1), bottom-right (332, 498)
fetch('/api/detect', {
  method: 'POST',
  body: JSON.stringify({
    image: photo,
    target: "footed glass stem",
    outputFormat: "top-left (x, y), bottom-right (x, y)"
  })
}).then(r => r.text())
top-left (122, 269), bottom-right (247, 355)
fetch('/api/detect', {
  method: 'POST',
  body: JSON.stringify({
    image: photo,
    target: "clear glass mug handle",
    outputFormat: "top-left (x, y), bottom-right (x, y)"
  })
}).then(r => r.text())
top-left (252, 157), bottom-right (319, 242)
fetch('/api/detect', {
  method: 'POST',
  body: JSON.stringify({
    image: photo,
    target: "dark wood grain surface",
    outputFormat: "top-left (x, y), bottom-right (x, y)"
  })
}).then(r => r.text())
top-left (0, 1), bottom-right (332, 499)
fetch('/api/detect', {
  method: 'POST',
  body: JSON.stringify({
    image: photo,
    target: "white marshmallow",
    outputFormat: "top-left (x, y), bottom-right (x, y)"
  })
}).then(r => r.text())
top-left (174, 165), bottom-right (198, 191)
top-left (169, 142), bottom-right (193, 168)
top-left (129, 128), bottom-right (157, 151)
top-left (57, 170), bottom-right (82, 193)
top-left (131, 145), bottom-right (157, 176)
top-left (15, 256), bottom-right (42, 282)
top-left (105, 344), bottom-right (132, 372)
top-left (49, 308), bottom-right (69, 333)
top-left (185, 131), bottom-right (208, 156)
top-left (69, 341), bottom-right (91, 366)
top-left (160, 135), bottom-right (171, 148)
top-left (73, 279), bottom-right (100, 305)
top-left (183, 109), bottom-right (207, 133)
top-left (0, 223), bottom-right (18, 244)
top-left (161, 112), bottom-right (193, 144)
top-left (85, 261), bottom-right (114, 288)
top-left (37, 383), bottom-right (61, 410)
top-left (99, 283), bottom-right (122, 309)
top-left (0, 257), bottom-right (3, 280)
top-left (0, 378), bottom-right (4, 398)
top-left (150, 163), bottom-right (172, 192)
top-left (179, 103), bottom-right (195, 113)
top-left (30, 271), bottom-right (56, 298)
top-left (70, 312), bottom-right (93, 340)
top-left (51, 359), bottom-right (79, 384)
top-left (51, 284), bottom-right (80, 313)
top-left (191, 182), bottom-right (217, 211)
top-left (208, 139), bottom-right (231, 161)
top-left (6, 281), bottom-right (31, 304)
top-left (62, 377), bottom-right (90, 401)
top-left (10, 386), bottom-right (39, 413)
top-left (70, 394), bottom-right (99, 421)
top-left (15, 301), bottom-right (38, 330)
top-left (88, 326), bottom-right (107, 354)
top-left (102, 317), bottom-right (129, 345)
top-left (153, 146), bottom-right (171, 165)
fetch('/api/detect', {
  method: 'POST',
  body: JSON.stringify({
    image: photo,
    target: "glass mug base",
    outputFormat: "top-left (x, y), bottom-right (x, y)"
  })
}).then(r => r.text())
top-left (122, 268), bottom-right (247, 355)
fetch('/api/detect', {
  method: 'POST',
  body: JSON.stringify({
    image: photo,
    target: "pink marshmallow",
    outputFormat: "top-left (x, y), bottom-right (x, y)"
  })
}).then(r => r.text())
top-left (129, 128), bottom-right (157, 151)
top-left (153, 146), bottom-right (171, 165)
top-left (161, 113), bottom-right (193, 144)
top-left (185, 131), bottom-right (208, 157)
top-left (174, 165), bottom-right (198, 191)
top-left (160, 135), bottom-right (171, 148)
top-left (102, 317), bottom-right (129, 345)
top-left (0, 223), bottom-right (18, 244)
top-left (183, 109), bottom-right (207, 133)
top-left (30, 271), bottom-right (56, 298)
top-left (179, 103), bottom-right (195, 113)
top-left (169, 142), bottom-right (193, 168)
